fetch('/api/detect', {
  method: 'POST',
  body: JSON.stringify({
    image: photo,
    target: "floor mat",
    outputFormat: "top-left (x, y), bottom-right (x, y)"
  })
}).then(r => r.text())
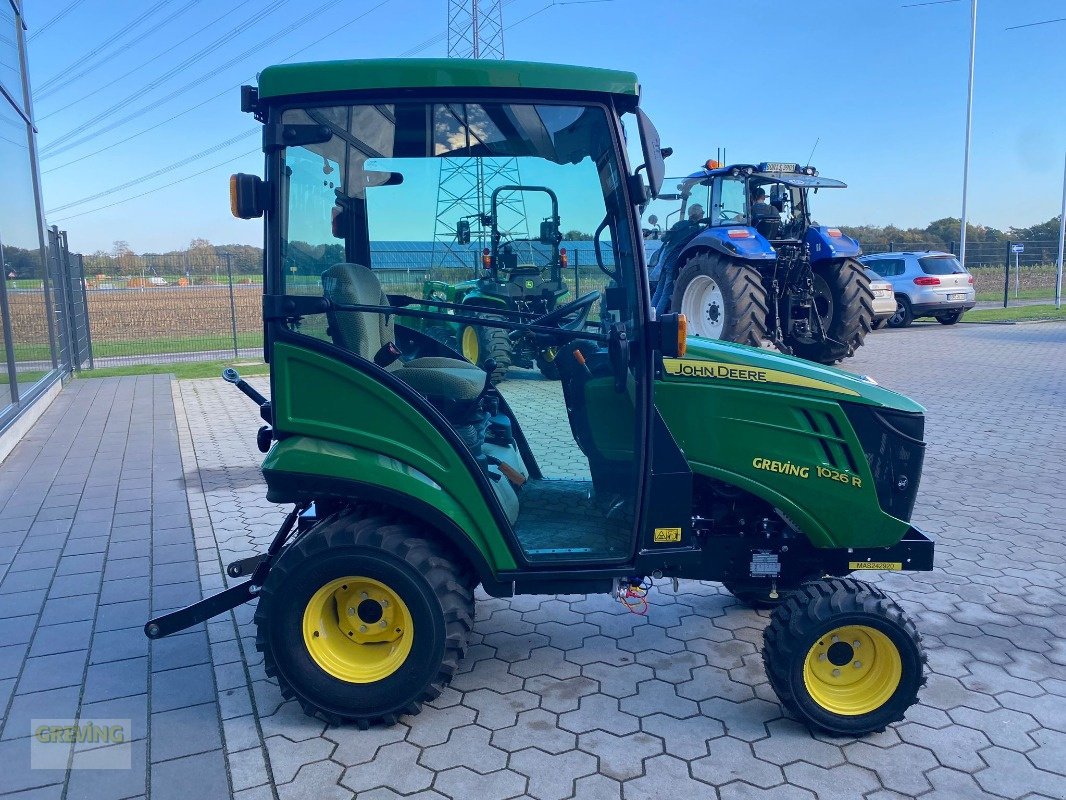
top-left (514, 479), bottom-right (632, 562)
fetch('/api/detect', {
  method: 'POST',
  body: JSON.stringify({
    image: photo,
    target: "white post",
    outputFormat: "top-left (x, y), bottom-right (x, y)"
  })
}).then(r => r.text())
top-left (959, 0), bottom-right (978, 270)
top-left (1056, 150), bottom-right (1065, 310)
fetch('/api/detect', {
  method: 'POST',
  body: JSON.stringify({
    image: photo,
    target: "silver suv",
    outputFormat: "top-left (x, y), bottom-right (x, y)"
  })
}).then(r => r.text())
top-left (859, 251), bottom-right (975, 327)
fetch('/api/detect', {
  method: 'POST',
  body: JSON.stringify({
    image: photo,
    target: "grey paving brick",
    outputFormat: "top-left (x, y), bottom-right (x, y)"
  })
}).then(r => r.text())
top-left (14, 650), bottom-right (88, 693)
top-left (44, 571), bottom-right (100, 600)
top-left (150, 663), bottom-right (217, 713)
top-left (94, 598), bottom-right (150, 633)
top-left (83, 656), bottom-right (149, 703)
top-left (66, 739), bottom-right (147, 800)
top-left (0, 568), bottom-right (55, 594)
top-left (39, 595), bottom-right (95, 626)
top-left (90, 626), bottom-right (149, 664)
top-left (28, 619), bottom-right (94, 657)
top-left (0, 737), bottom-right (67, 794)
top-left (102, 556), bottom-right (149, 581)
top-left (150, 702), bottom-right (223, 762)
top-left (1, 685), bottom-right (81, 741)
top-left (98, 576), bottom-right (149, 604)
top-left (150, 629), bottom-right (210, 672)
top-left (150, 749), bottom-right (230, 800)
top-left (0, 614), bottom-right (38, 645)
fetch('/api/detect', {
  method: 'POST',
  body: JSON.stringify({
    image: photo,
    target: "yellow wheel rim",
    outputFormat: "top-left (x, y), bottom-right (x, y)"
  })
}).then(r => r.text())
top-left (803, 624), bottom-right (902, 715)
top-left (302, 576), bottom-right (413, 683)
top-left (461, 326), bottom-right (479, 363)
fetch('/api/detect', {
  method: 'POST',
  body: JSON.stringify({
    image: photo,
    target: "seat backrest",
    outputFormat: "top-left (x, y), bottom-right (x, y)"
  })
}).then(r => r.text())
top-left (321, 263), bottom-right (395, 360)
top-left (754, 215), bottom-right (781, 239)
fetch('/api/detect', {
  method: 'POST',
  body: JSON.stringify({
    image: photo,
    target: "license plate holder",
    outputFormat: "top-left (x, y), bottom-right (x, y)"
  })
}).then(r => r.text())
top-left (947, 292), bottom-right (966, 301)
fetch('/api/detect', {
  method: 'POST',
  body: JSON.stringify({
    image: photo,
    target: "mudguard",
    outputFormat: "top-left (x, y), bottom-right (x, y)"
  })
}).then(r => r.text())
top-left (676, 226), bottom-right (777, 264)
top-left (806, 225), bottom-right (861, 263)
top-left (268, 340), bottom-right (519, 574)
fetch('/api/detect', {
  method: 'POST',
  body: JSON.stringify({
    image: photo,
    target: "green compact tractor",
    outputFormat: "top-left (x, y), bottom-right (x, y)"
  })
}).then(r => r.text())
top-left (146, 58), bottom-right (933, 737)
top-left (414, 184), bottom-right (588, 384)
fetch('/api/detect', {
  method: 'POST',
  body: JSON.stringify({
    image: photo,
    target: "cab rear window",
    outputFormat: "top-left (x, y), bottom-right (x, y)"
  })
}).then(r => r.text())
top-left (918, 256), bottom-right (964, 275)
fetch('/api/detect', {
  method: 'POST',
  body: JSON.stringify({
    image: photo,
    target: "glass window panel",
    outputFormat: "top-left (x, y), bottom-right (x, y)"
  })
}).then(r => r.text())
top-left (0, 4), bottom-right (22, 110)
top-left (0, 97), bottom-right (53, 394)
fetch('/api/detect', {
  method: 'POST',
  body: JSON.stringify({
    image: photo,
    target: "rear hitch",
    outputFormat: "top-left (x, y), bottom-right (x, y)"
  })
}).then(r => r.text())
top-left (143, 503), bottom-right (308, 640)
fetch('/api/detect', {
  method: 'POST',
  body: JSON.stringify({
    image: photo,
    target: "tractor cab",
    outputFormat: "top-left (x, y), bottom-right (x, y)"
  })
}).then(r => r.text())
top-left (147, 60), bottom-right (934, 740)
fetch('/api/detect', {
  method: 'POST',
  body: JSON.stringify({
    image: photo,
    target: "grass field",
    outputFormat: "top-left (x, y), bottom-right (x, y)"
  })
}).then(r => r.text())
top-left (75, 359), bottom-right (270, 380)
top-left (963, 304), bottom-right (1066, 323)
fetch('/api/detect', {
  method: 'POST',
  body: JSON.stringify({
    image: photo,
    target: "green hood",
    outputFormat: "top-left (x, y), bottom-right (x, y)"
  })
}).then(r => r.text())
top-left (666, 338), bottom-right (925, 414)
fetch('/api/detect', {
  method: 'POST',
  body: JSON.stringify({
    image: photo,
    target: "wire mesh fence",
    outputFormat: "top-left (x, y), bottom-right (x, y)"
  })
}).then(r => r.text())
top-left (70, 243), bottom-right (632, 367)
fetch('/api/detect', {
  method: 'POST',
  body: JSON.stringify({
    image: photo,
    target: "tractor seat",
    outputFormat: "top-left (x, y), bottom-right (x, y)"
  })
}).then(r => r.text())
top-left (321, 263), bottom-right (487, 404)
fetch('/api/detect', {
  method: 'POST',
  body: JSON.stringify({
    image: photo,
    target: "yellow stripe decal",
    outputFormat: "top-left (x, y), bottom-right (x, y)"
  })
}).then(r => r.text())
top-left (662, 358), bottom-right (859, 396)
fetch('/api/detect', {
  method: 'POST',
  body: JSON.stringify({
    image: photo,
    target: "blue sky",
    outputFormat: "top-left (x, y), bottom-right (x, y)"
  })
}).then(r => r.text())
top-left (25, 0), bottom-right (1066, 253)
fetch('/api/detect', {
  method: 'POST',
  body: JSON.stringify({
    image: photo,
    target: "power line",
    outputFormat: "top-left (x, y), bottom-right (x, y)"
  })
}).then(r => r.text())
top-left (40, 0), bottom-right (394, 172)
top-left (901, 0), bottom-right (961, 7)
top-left (45, 129), bottom-right (258, 214)
top-left (40, 0), bottom-right (296, 154)
top-left (28, 0), bottom-right (89, 41)
top-left (37, 0), bottom-right (206, 104)
top-left (50, 147), bottom-right (261, 224)
top-left (36, 0), bottom-right (171, 92)
top-left (37, 0), bottom-right (257, 117)
top-left (1005, 16), bottom-right (1066, 30)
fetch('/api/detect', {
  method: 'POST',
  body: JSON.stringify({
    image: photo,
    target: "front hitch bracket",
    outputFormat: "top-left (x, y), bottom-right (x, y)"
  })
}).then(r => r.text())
top-left (143, 503), bottom-right (309, 640)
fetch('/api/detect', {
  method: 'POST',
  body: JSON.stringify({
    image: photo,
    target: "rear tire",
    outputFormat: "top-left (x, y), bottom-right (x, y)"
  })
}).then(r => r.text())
top-left (763, 577), bottom-right (926, 736)
top-left (254, 508), bottom-right (473, 728)
top-left (536, 349), bottom-right (561, 380)
top-left (887, 297), bottom-right (914, 328)
top-left (937, 310), bottom-right (963, 325)
top-left (460, 314), bottom-right (512, 385)
top-left (671, 251), bottom-right (768, 346)
top-left (789, 259), bottom-right (874, 365)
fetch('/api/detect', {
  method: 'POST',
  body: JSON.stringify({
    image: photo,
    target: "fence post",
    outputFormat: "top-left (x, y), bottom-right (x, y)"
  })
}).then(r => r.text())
top-left (573, 248), bottom-right (580, 297)
top-left (77, 253), bottom-right (94, 370)
top-left (1002, 240), bottom-right (1012, 308)
top-left (225, 253), bottom-right (239, 358)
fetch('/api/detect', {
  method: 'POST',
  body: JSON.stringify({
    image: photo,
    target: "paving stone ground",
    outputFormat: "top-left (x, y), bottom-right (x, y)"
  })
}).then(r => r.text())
top-left (0, 321), bottom-right (1063, 799)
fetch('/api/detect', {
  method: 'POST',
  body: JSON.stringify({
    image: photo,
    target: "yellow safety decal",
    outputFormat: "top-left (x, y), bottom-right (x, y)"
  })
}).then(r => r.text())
top-left (662, 358), bottom-right (859, 396)
top-left (653, 527), bottom-right (682, 543)
top-left (848, 561), bottom-right (903, 571)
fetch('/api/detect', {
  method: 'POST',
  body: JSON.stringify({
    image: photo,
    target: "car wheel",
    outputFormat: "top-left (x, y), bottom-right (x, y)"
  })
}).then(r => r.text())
top-left (936, 310), bottom-right (963, 325)
top-left (887, 297), bottom-right (913, 328)
top-left (871, 318), bottom-right (886, 330)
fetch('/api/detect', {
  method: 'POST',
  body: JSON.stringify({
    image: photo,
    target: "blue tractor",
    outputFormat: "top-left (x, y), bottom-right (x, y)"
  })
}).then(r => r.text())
top-left (646, 161), bottom-right (873, 364)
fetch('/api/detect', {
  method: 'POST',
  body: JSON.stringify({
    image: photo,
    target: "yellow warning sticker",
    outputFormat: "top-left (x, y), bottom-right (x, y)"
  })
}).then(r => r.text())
top-left (848, 561), bottom-right (903, 571)
top-left (662, 358), bottom-right (859, 396)
top-left (653, 527), bottom-right (682, 543)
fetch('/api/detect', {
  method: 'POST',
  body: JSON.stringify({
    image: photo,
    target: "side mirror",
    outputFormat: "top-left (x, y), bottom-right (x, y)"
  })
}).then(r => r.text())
top-left (635, 108), bottom-right (668, 199)
top-left (457, 219), bottom-right (471, 245)
top-left (230, 173), bottom-right (265, 219)
top-left (657, 312), bottom-right (687, 358)
top-left (538, 219), bottom-right (559, 245)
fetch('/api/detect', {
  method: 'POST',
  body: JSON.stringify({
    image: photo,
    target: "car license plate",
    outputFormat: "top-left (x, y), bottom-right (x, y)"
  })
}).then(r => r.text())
top-left (947, 293), bottom-right (966, 301)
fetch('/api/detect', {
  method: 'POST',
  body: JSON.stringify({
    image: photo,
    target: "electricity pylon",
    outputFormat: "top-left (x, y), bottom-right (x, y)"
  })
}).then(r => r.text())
top-left (432, 0), bottom-right (527, 271)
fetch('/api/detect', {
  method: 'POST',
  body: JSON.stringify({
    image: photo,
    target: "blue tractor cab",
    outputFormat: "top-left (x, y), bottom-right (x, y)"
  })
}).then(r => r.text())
top-left (646, 161), bottom-right (872, 364)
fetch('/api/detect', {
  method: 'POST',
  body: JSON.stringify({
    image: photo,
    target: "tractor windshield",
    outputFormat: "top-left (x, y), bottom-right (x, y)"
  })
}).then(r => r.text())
top-left (277, 101), bottom-right (632, 287)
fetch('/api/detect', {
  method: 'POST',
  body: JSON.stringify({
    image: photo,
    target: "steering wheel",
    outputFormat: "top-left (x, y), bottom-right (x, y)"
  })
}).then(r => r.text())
top-left (530, 291), bottom-right (600, 329)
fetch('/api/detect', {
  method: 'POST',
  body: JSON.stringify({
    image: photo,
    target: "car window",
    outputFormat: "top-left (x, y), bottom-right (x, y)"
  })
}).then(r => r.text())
top-left (918, 255), bottom-right (964, 275)
top-left (865, 258), bottom-right (905, 277)
top-left (864, 268), bottom-right (883, 281)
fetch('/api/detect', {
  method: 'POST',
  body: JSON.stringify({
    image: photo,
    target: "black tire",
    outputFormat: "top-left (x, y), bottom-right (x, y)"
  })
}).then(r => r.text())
top-left (536, 349), bottom-right (561, 380)
top-left (254, 508), bottom-right (474, 728)
top-left (763, 577), bottom-right (926, 736)
top-left (671, 251), bottom-right (768, 346)
top-left (887, 296), bottom-right (914, 328)
top-left (936, 310), bottom-right (963, 325)
top-left (789, 259), bottom-right (874, 365)
top-left (871, 318), bottom-right (886, 331)
top-left (459, 314), bottom-right (512, 385)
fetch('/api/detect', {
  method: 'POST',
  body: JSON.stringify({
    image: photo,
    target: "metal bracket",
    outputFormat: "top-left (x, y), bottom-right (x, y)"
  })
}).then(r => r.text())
top-left (263, 294), bottom-right (329, 321)
top-left (263, 123), bottom-right (333, 153)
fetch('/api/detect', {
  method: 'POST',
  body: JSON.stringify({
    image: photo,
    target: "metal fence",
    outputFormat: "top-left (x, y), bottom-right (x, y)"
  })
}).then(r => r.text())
top-left (68, 245), bottom-right (630, 367)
